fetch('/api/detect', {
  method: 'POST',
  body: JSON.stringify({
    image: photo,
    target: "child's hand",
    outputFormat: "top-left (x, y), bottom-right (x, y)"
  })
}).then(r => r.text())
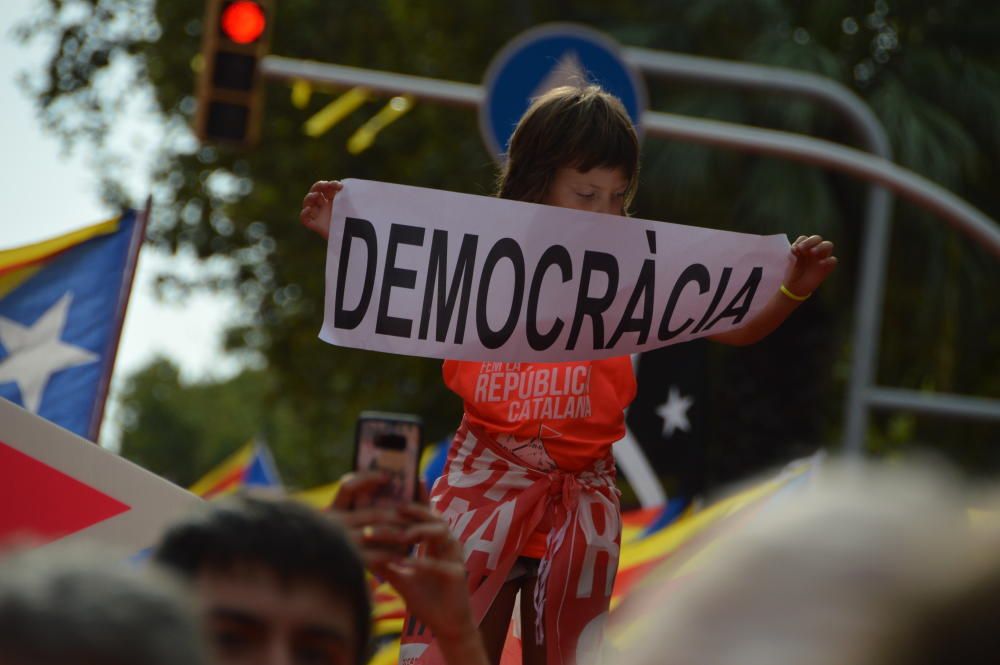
top-left (785, 235), bottom-right (837, 297)
top-left (711, 234), bottom-right (837, 345)
top-left (299, 180), bottom-right (343, 240)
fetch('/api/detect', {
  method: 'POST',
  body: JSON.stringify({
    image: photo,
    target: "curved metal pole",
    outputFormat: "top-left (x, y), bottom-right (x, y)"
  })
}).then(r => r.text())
top-left (642, 110), bottom-right (1000, 428)
top-left (262, 56), bottom-right (484, 106)
top-left (622, 47), bottom-right (898, 455)
top-left (623, 47), bottom-right (892, 155)
top-left (641, 111), bottom-right (1000, 253)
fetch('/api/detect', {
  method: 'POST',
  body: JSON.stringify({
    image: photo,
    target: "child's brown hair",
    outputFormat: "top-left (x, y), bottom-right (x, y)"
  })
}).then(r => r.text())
top-left (497, 85), bottom-right (640, 211)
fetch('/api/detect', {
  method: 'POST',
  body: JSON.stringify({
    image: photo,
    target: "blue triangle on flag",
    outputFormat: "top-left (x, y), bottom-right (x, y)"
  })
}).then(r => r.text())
top-left (422, 436), bottom-right (450, 489)
top-left (641, 495), bottom-right (691, 537)
top-left (244, 441), bottom-right (282, 489)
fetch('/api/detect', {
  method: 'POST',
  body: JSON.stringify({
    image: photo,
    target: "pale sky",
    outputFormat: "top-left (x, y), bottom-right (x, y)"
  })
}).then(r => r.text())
top-left (1, 0), bottom-right (245, 448)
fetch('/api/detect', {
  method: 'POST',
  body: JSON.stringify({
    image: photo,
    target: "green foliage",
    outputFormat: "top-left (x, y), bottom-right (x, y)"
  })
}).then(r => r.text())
top-left (19, 0), bottom-right (1000, 485)
top-left (117, 357), bottom-right (262, 487)
top-left (117, 357), bottom-right (346, 488)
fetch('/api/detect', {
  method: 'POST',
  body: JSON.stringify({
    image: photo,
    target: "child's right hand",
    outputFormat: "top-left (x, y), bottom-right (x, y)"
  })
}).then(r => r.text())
top-left (299, 180), bottom-right (343, 240)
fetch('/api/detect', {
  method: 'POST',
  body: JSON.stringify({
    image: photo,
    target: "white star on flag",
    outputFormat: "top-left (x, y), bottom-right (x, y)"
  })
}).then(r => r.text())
top-left (0, 293), bottom-right (99, 413)
top-left (656, 385), bottom-right (694, 438)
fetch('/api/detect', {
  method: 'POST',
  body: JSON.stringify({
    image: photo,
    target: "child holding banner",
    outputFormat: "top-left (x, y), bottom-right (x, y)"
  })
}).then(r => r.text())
top-left (300, 85), bottom-right (836, 665)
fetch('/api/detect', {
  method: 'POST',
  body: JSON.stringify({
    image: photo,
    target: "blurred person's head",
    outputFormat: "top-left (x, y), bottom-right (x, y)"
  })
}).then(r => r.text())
top-left (497, 84), bottom-right (640, 215)
top-left (153, 494), bottom-right (371, 665)
top-left (619, 460), bottom-right (992, 665)
top-left (872, 484), bottom-right (1000, 665)
top-left (875, 555), bottom-right (1000, 665)
top-left (0, 545), bottom-right (206, 665)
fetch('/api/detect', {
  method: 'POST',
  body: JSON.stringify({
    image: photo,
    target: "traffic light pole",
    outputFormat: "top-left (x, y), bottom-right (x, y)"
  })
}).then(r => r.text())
top-left (262, 57), bottom-right (483, 107)
top-left (260, 53), bottom-right (1000, 449)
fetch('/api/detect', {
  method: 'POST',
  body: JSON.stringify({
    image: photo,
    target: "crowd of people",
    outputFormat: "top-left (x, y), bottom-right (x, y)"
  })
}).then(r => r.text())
top-left (1, 462), bottom-right (998, 665)
top-left (2, 84), bottom-right (995, 665)
top-left (1, 470), bottom-right (488, 665)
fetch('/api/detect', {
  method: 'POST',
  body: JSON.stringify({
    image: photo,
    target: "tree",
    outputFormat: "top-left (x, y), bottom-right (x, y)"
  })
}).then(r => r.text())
top-left (19, 0), bottom-right (999, 486)
top-left (117, 357), bottom-right (347, 488)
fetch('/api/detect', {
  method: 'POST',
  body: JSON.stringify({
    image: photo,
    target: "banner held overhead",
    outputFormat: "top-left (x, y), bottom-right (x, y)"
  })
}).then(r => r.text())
top-left (320, 180), bottom-right (790, 362)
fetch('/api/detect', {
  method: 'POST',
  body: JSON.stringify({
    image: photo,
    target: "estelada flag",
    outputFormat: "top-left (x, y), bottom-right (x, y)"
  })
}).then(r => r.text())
top-left (0, 211), bottom-right (145, 441)
top-left (189, 440), bottom-right (283, 499)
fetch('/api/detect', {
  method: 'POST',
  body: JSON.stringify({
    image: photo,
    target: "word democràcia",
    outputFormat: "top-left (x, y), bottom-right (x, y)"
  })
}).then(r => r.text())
top-left (333, 218), bottom-right (765, 353)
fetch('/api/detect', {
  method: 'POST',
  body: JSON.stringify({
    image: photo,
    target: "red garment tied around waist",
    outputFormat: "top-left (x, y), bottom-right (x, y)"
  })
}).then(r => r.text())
top-left (399, 420), bottom-right (622, 665)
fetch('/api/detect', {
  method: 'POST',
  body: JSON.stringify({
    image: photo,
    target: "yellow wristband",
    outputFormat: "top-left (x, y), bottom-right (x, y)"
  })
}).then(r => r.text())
top-left (780, 284), bottom-right (811, 301)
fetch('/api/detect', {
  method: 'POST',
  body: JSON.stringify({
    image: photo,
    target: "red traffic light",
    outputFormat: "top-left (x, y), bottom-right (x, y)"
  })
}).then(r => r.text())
top-left (220, 1), bottom-right (266, 44)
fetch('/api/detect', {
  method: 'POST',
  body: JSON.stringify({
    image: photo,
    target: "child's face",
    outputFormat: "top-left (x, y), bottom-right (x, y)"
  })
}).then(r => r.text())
top-left (543, 166), bottom-right (629, 216)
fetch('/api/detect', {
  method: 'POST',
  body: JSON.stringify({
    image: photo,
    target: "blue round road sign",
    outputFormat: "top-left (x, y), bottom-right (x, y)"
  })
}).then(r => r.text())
top-left (480, 23), bottom-right (648, 161)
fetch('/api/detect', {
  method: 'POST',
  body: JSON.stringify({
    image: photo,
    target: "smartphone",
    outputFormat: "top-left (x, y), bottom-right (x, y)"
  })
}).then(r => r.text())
top-left (353, 411), bottom-right (423, 504)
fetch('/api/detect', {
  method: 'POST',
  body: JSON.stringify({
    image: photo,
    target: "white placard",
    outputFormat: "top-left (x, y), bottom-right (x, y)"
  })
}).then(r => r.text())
top-left (321, 179), bottom-right (790, 362)
top-left (0, 397), bottom-right (201, 555)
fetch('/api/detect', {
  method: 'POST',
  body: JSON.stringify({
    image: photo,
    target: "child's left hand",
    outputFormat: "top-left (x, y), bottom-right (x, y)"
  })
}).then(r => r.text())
top-left (785, 235), bottom-right (838, 297)
top-left (710, 234), bottom-right (838, 346)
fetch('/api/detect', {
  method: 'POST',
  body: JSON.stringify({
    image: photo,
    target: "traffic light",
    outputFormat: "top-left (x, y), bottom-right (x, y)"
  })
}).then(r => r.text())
top-left (195, 0), bottom-right (273, 146)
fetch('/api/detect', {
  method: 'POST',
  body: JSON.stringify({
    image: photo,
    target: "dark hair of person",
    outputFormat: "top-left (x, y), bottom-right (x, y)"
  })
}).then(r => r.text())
top-left (0, 546), bottom-right (207, 665)
top-left (878, 560), bottom-right (1000, 665)
top-left (497, 84), bottom-right (640, 212)
top-left (152, 494), bottom-right (372, 664)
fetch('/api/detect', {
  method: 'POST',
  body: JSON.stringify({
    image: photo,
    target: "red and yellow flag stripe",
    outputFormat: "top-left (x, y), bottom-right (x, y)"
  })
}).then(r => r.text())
top-left (0, 218), bottom-right (122, 298)
top-left (188, 442), bottom-right (256, 499)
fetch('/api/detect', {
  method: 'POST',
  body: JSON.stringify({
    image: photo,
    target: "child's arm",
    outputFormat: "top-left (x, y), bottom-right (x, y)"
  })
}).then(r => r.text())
top-left (299, 179), bottom-right (343, 239)
top-left (709, 234), bottom-right (837, 346)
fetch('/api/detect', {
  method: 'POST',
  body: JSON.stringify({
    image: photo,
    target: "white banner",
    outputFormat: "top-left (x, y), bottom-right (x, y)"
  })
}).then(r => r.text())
top-left (321, 179), bottom-right (791, 362)
top-left (0, 397), bottom-right (201, 554)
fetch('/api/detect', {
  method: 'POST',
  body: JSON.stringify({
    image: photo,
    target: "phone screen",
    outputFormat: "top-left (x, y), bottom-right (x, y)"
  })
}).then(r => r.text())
top-left (354, 413), bottom-right (422, 504)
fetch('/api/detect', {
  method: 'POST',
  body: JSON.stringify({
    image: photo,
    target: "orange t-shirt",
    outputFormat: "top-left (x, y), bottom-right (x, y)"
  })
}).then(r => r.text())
top-left (442, 358), bottom-right (637, 473)
top-left (444, 358), bottom-right (636, 557)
